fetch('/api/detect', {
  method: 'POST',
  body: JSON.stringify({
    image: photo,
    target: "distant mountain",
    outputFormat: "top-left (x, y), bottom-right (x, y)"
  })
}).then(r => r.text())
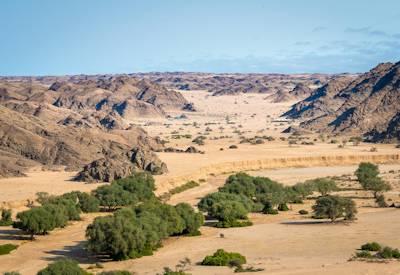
top-left (133, 72), bottom-right (334, 96)
top-left (283, 62), bottom-right (400, 142)
top-left (267, 83), bottom-right (314, 103)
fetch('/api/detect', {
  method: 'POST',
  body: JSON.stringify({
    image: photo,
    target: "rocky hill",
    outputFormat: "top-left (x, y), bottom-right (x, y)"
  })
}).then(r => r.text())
top-left (267, 82), bottom-right (314, 103)
top-left (283, 62), bottom-right (400, 142)
top-left (0, 75), bottom-right (189, 180)
top-left (133, 72), bottom-right (333, 96)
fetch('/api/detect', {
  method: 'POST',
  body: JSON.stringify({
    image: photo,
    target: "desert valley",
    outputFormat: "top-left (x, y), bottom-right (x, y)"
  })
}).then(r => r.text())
top-left (0, 60), bottom-right (399, 275)
top-left (1, 1), bottom-right (400, 274)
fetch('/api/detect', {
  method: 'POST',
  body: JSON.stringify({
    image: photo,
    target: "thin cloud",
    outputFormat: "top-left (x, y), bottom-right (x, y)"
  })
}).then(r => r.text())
top-left (345, 27), bottom-right (389, 37)
top-left (312, 26), bottom-right (327, 32)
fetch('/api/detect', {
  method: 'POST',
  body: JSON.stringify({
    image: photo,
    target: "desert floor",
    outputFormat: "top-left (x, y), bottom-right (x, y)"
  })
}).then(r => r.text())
top-left (0, 91), bottom-right (399, 274)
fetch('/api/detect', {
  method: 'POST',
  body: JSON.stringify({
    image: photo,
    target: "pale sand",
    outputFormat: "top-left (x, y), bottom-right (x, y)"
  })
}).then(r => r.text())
top-left (0, 91), bottom-right (399, 274)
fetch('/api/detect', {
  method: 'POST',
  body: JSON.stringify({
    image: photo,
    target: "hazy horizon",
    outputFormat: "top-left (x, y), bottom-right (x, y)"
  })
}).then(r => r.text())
top-left (1, 0), bottom-right (399, 76)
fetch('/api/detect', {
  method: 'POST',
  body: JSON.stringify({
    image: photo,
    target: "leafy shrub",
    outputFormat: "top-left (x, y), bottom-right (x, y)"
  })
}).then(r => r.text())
top-left (98, 271), bottom-right (132, 275)
top-left (298, 209), bottom-right (309, 215)
top-left (361, 242), bottom-right (381, 251)
top-left (37, 259), bottom-right (89, 275)
top-left (3, 272), bottom-right (21, 275)
top-left (169, 181), bottom-right (199, 195)
top-left (201, 249), bottom-right (246, 266)
top-left (312, 195), bottom-right (357, 222)
top-left (278, 203), bottom-right (289, 211)
top-left (215, 220), bottom-right (253, 228)
top-left (355, 250), bottom-right (372, 258)
top-left (375, 195), bottom-right (388, 208)
top-left (305, 178), bottom-right (338, 196)
top-left (0, 244), bottom-right (18, 255)
top-left (0, 209), bottom-right (12, 226)
top-left (378, 247), bottom-right (396, 259)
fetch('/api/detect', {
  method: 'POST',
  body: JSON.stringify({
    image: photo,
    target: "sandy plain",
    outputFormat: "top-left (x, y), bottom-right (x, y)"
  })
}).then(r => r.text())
top-left (0, 90), bottom-right (399, 274)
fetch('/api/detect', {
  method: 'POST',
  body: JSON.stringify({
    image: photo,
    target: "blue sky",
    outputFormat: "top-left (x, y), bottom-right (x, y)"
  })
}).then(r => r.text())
top-left (1, 0), bottom-right (399, 75)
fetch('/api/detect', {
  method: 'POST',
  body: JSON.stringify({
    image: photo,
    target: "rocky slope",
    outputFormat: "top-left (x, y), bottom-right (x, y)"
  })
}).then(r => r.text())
top-left (283, 62), bottom-right (400, 142)
top-left (0, 75), bottom-right (189, 180)
top-left (133, 72), bottom-right (332, 96)
top-left (267, 82), bottom-right (313, 103)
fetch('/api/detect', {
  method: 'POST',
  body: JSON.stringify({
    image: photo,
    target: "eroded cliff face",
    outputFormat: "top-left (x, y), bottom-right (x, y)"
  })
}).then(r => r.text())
top-left (0, 75), bottom-right (186, 180)
top-left (283, 61), bottom-right (400, 142)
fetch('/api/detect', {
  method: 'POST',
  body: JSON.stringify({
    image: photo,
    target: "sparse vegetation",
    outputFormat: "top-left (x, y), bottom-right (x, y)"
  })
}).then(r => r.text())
top-left (0, 244), bottom-right (18, 255)
top-left (353, 242), bottom-right (400, 261)
top-left (201, 249), bottom-right (246, 266)
top-left (37, 259), bottom-right (90, 275)
top-left (0, 209), bottom-right (13, 226)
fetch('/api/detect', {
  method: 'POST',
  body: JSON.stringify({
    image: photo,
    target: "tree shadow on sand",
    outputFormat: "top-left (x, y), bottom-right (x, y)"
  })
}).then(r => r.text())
top-left (0, 228), bottom-right (31, 241)
top-left (43, 241), bottom-right (113, 264)
top-left (280, 220), bottom-right (347, 225)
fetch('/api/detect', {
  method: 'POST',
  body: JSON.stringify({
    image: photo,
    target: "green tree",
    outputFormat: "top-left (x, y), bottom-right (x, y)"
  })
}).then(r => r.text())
top-left (175, 203), bottom-right (204, 235)
top-left (15, 207), bottom-right (56, 239)
top-left (37, 259), bottom-right (90, 275)
top-left (312, 195), bottom-right (357, 222)
top-left (93, 184), bottom-right (135, 210)
top-left (355, 163), bottom-right (391, 198)
top-left (208, 200), bottom-right (249, 226)
top-left (0, 208), bottom-right (12, 226)
top-left (113, 172), bottom-right (156, 201)
top-left (60, 191), bottom-right (100, 213)
top-left (306, 178), bottom-right (338, 196)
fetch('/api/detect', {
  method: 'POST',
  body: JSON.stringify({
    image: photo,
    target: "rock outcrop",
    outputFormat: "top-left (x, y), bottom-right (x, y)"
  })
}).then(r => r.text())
top-left (75, 147), bottom-right (168, 182)
top-left (0, 75), bottom-right (182, 179)
top-left (283, 61), bottom-right (400, 142)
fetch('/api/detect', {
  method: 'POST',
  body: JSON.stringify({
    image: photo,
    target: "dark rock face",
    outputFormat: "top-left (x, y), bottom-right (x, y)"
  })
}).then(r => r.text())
top-left (283, 61), bottom-right (400, 142)
top-left (0, 76), bottom-right (177, 178)
top-left (182, 102), bottom-right (196, 112)
top-left (75, 147), bottom-right (168, 183)
top-left (163, 146), bottom-right (204, 154)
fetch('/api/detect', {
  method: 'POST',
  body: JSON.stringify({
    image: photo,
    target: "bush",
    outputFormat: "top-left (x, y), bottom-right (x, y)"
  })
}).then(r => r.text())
top-left (355, 250), bottom-right (372, 258)
top-left (305, 178), bottom-right (338, 196)
top-left (0, 244), bottom-right (18, 255)
top-left (312, 195), bottom-right (357, 222)
top-left (37, 259), bottom-right (89, 275)
top-left (262, 207), bottom-right (278, 215)
top-left (169, 181), bottom-right (199, 195)
top-left (98, 271), bottom-right (132, 275)
top-left (0, 209), bottom-right (12, 226)
top-left (201, 249), bottom-right (246, 266)
top-left (3, 272), bottom-right (21, 275)
top-left (361, 242), bottom-right (381, 251)
top-left (298, 209), bottom-right (309, 215)
top-left (375, 194), bottom-right (388, 208)
top-left (378, 247), bottom-right (395, 259)
top-left (278, 203), bottom-right (289, 211)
